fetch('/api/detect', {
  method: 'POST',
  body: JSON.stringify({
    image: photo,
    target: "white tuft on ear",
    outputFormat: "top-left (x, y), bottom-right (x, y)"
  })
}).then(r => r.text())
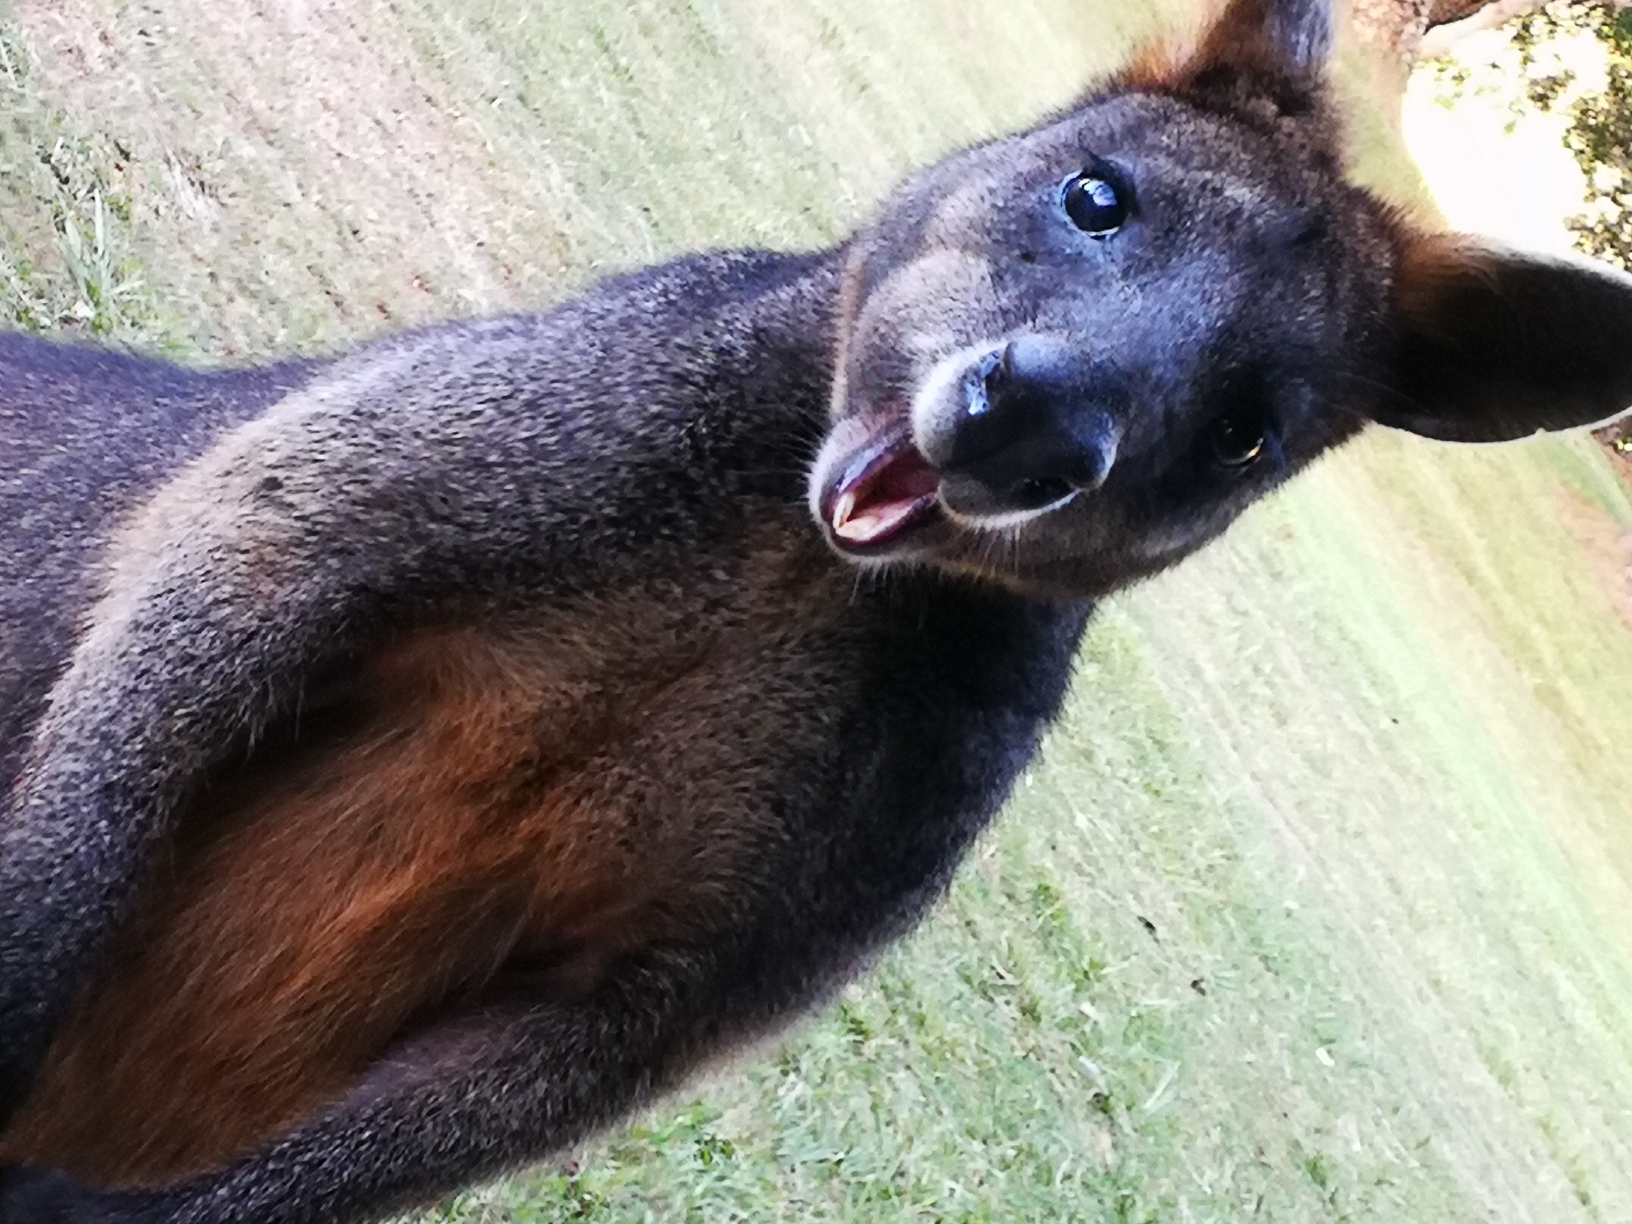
top-left (1267, 0), bottom-right (1334, 75)
top-left (1191, 0), bottom-right (1335, 80)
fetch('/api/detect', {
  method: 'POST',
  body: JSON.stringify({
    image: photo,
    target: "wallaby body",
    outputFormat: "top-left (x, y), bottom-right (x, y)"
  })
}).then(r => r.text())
top-left (0, 251), bottom-right (1088, 1214)
top-left (2, 2), bottom-right (1631, 1221)
top-left (0, 251), bottom-right (1086, 1193)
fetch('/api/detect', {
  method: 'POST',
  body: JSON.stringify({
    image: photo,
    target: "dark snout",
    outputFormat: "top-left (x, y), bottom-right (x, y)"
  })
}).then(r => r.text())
top-left (930, 337), bottom-right (1123, 519)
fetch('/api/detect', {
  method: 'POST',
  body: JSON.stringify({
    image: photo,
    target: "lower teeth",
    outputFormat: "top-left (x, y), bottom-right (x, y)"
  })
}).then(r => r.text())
top-left (831, 490), bottom-right (857, 531)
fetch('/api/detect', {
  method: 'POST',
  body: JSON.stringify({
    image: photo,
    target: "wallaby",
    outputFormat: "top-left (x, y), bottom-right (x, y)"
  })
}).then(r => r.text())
top-left (1, 0), bottom-right (1629, 1220)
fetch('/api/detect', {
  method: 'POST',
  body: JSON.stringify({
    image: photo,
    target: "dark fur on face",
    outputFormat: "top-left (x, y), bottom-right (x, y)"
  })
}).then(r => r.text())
top-left (811, 1), bottom-right (1385, 598)
top-left (1, 2), bottom-right (1631, 1222)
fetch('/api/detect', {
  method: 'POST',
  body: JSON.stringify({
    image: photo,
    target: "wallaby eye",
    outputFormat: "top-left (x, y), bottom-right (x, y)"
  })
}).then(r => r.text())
top-left (1208, 409), bottom-right (1268, 469)
top-left (1061, 168), bottom-right (1126, 237)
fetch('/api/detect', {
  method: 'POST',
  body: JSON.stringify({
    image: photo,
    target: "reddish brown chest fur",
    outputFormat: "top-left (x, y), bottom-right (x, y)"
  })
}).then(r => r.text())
top-left (0, 550), bottom-right (843, 1187)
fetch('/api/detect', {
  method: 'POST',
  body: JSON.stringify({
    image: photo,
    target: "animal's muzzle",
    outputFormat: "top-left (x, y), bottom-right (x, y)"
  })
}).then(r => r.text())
top-left (935, 337), bottom-right (1122, 517)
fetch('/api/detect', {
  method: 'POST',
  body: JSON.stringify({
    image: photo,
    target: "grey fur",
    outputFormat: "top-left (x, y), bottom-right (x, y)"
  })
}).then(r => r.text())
top-left (1, 1), bottom-right (1631, 1221)
top-left (1270, 0), bottom-right (1333, 73)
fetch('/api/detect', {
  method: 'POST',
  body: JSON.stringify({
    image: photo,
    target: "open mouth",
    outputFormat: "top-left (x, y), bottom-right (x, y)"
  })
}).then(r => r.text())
top-left (818, 423), bottom-right (943, 552)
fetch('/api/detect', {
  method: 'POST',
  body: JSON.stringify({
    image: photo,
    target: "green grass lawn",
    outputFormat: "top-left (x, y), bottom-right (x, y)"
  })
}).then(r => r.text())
top-left (5, 0), bottom-right (1632, 1220)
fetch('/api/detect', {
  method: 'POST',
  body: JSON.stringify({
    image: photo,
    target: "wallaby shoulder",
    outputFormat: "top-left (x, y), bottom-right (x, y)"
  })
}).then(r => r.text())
top-left (0, 334), bottom-right (319, 796)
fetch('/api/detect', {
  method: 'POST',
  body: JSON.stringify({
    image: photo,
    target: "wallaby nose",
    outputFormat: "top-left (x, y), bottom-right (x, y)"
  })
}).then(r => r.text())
top-left (942, 338), bottom-right (1121, 513)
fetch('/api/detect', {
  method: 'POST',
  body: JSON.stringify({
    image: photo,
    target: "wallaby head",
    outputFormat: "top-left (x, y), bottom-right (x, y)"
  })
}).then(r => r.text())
top-left (810, 0), bottom-right (1632, 598)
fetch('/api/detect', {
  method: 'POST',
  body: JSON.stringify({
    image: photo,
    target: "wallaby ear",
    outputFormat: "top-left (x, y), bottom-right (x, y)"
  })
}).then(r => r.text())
top-left (1114, 0), bottom-right (1334, 108)
top-left (1190, 0), bottom-right (1334, 81)
top-left (1377, 233), bottom-right (1632, 443)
